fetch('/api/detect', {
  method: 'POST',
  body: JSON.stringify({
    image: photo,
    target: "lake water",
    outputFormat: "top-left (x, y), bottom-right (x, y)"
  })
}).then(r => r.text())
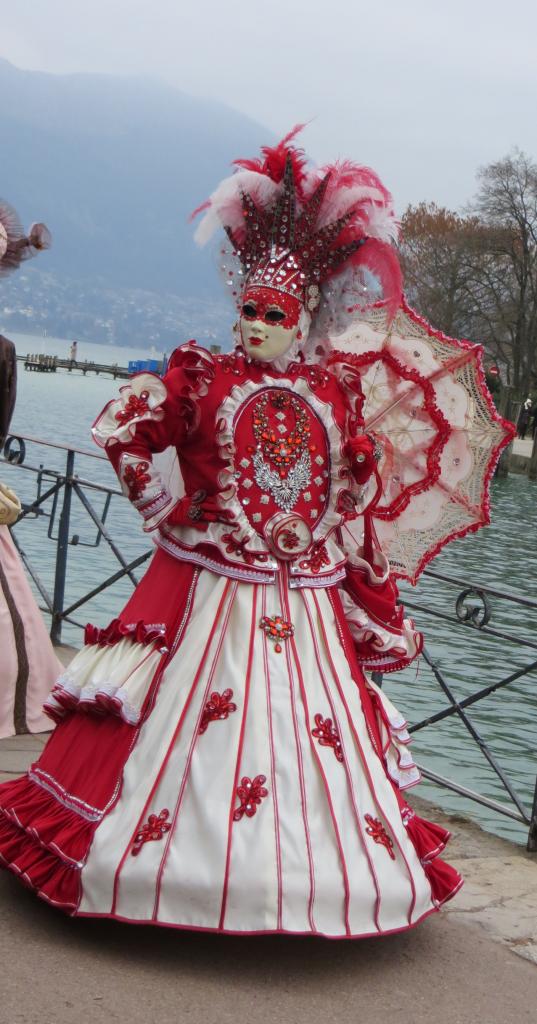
top-left (3, 332), bottom-right (537, 846)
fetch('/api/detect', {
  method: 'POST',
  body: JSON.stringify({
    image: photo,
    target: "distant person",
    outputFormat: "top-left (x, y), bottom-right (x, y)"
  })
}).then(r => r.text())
top-left (516, 397), bottom-right (532, 439)
top-left (531, 404), bottom-right (537, 441)
top-left (69, 340), bottom-right (78, 366)
top-left (0, 198), bottom-right (60, 738)
top-left (0, 334), bottom-right (16, 448)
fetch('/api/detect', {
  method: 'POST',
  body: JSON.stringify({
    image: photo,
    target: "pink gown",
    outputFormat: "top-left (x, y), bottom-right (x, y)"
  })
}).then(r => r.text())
top-left (0, 525), bottom-right (61, 738)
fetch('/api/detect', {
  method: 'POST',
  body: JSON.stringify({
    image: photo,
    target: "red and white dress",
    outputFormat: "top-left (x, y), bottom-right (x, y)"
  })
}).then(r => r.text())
top-left (0, 343), bottom-right (461, 936)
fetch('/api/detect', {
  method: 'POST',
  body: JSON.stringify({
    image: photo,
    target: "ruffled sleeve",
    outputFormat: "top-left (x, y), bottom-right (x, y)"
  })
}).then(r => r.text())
top-left (340, 549), bottom-right (423, 674)
top-left (92, 342), bottom-right (215, 532)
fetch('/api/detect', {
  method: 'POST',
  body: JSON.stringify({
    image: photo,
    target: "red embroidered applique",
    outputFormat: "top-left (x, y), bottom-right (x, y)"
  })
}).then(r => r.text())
top-left (115, 390), bottom-right (150, 426)
top-left (199, 689), bottom-right (237, 734)
top-left (286, 363), bottom-right (331, 390)
top-left (123, 460), bottom-right (151, 502)
top-left (299, 540), bottom-right (330, 574)
top-left (222, 529), bottom-right (269, 564)
top-left (233, 775), bottom-right (268, 821)
top-left (131, 809), bottom-right (171, 856)
top-left (259, 614), bottom-right (295, 653)
top-left (219, 351), bottom-right (244, 376)
top-left (365, 814), bottom-right (396, 859)
top-left (280, 527), bottom-right (300, 550)
top-left (311, 713), bottom-right (344, 762)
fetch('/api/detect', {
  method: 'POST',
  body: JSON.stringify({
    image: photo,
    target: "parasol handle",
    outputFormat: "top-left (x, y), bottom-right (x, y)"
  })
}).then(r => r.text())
top-left (362, 467), bottom-right (383, 567)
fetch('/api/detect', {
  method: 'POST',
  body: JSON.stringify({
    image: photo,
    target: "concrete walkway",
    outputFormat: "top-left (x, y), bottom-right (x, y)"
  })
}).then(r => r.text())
top-left (511, 435), bottom-right (536, 473)
top-left (512, 437), bottom-right (534, 456)
top-left (0, 727), bottom-right (536, 1023)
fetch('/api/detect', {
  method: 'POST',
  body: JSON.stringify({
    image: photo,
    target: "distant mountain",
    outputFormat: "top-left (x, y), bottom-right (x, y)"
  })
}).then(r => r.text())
top-left (0, 58), bottom-right (270, 345)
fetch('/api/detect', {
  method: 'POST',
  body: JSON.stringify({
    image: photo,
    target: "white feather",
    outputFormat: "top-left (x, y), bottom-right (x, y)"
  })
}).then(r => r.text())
top-left (194, 171), bottom-right (281, 247)
top-left (361, 202), bottom-right (400, 243)
top-left (316, 185), bottom-right (387, 229)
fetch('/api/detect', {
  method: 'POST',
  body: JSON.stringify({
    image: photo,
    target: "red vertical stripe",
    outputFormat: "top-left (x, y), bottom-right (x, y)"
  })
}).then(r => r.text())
top-left (218, 585), bottom-right (258, 930)
top-left (152, 581), bottom-right (239, 921)
top-left (300, 589), bottom-right (381, 932)
top-left (261, 586), bottom-right (283, 931)
top-left (315, 589), bottom-right (418, 924)
top-left (277, 566), bottom-right (317, 933)
top-left (110, 578), bottom-right (232, 916)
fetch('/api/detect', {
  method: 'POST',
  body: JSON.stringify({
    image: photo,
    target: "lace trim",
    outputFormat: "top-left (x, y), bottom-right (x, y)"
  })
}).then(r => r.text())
top-left (328, 347), bottom-right (451, 522)
top-left (28, 768), bottom-right (104, 823)
top-left (156, 532), bottom-right (278, 583)
top-left (215, 373), bottom-right (349, 547)
top-left (92, 373), bottom-right (167, 448)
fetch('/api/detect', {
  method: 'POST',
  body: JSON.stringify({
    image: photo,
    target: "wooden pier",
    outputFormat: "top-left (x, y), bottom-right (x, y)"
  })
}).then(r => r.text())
top-left (19, 354), bottom-right (130, 379)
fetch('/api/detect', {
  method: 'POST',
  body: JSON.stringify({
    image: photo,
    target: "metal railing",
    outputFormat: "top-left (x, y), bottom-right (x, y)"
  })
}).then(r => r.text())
top-left (1, 432), bottom-right (536, 851)
top-left (395, 574), bottom-right (537, 852)
top-left (1, 433), bottom-right (152, 644)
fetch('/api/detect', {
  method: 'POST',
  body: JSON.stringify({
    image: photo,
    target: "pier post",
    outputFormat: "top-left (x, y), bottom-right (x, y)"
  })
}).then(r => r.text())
top-left (50, 448), bottom-right (75, 645)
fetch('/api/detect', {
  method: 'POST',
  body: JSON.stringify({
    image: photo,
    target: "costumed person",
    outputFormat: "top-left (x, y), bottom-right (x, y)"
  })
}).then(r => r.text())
top-left (0, 130), bottom-right (513, 935)
top-left (0, 200), bottom-right (60, 739)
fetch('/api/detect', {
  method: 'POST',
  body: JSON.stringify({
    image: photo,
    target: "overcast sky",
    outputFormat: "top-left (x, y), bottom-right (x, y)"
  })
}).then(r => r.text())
top-left (2, 0), bottom-right (537, 213)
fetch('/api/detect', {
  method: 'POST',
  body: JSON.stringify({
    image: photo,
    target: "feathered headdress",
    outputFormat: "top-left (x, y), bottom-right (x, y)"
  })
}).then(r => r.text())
top-left (0, 200), bottom-right (51, 278)
top-left (192, 125), bottom-right (402, 321)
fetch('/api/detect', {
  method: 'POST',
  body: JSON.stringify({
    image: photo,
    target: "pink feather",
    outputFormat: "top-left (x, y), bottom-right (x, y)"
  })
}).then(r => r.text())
top-left (337, 237), bottom-right (403, 322)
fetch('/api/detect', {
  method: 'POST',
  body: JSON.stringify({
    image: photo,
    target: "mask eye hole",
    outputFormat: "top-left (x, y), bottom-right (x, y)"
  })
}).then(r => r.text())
top-left (265, 308), bottom-right (286, 323)
top-left (242, 302), bottom-right (257, 318)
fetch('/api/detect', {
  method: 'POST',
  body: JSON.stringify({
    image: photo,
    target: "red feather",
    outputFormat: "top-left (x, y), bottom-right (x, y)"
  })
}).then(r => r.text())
top-left (233, 123), bottom-right (309, 196)
top-left (189, 199), bottom-right (211, 223)
top-left (343, 237), bottom-right (403, 322)
top-left (320, 160), bottom-right (392, 205)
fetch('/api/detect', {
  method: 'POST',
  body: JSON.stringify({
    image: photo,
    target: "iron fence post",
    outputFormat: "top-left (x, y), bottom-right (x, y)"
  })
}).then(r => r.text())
top-left (528, 775), bottom-right (537, 852)
top-left (50, 448), bottom-right (75, 645)
top-left (496, 386), bottom-right (514, 478)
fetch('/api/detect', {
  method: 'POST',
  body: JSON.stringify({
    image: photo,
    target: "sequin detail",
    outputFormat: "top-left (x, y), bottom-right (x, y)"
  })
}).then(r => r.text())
top-left (131, 809), bottom-right (171, 856)
top-left (115, 391), bottom-right (150, 425)
top-left (299, 540), bottom-right (330, 574)
top-left (199, 689), bottom-right (237, 734)
top-left (259, 614), bottom-right (295, 653)
top-left (233, 775), bottom-right (268, 821)
top-left (311, 713), bottom-right (343, 762)
top-left (123, 460), bottom-right (151, 502)
top-left (365, 814), bottom-right (396, 859)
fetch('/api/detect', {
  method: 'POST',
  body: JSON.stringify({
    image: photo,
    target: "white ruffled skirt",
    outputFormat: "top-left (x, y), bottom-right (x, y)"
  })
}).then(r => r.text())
top-left (61, 569), bottom-right (459, 936)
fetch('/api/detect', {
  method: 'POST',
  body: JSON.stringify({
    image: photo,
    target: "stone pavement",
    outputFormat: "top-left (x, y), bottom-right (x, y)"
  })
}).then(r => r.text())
top-left (1, 660), bottom-right (537, 1022)
top-left (1, 735), bottom-right (536, 1023)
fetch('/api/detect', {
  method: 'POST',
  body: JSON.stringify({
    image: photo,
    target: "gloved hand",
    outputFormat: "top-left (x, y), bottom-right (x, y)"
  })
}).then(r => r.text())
top-left (0, 483), bottom-right (21, 526)
top-left (165, 490), bottom-right (235, 532)
top-left (344, 434), bottom-right (377, 485)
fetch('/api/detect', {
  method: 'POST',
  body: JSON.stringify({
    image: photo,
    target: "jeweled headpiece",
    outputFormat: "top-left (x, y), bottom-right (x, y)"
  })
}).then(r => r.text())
top-left (192, 125), bottom-right (403, 320)
top-left (0, 199), bottom-right (51, 278)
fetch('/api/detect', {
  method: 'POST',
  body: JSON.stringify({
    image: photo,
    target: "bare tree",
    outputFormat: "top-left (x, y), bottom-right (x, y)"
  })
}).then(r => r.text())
top-left (399, 203), bottom-right (481, 338)
top-left (400, 153), bottom-right (537, 395)
top-left (470, 150), bottom-right (537, 395)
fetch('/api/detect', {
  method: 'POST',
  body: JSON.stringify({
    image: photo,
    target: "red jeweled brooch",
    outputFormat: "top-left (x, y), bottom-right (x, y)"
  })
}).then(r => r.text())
top-left (259, 613), bottom-right (295, 653)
